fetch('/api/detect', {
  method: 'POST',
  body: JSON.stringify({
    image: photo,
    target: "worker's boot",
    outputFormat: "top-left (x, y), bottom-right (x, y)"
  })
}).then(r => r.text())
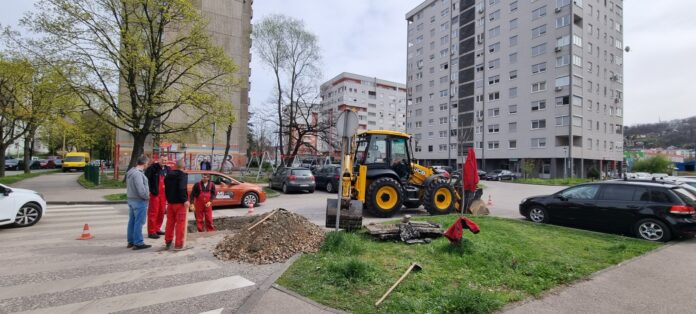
top-left (165, 241), bottom-right (172, 250)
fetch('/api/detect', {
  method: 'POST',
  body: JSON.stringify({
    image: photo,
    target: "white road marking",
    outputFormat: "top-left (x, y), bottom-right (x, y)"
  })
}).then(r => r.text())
top-left (47, 206), bottom-right (117, 213)
top-left (18, 276), bottom-right (255, 314)
top-left (0, 261), bottom-right (220, 299)
top-left (199, 308), bottom-right (225, 314)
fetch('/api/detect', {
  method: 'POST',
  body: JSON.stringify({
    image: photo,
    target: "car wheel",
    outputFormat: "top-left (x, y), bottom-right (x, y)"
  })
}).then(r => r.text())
top-left (308, 189), bottom-right (315, 193)
top-left (282, 183), bottom-right (289, 194)
top-left (527, 207), bottom-right (549, 223)
top-left (325, 182), bottom-right (334, 193)
top-left (242, 192), bottom-right (259, 207)
top-left (635, 218), bottom-right (672, 242)
top-left (13, 203), bottom-right (43, 227)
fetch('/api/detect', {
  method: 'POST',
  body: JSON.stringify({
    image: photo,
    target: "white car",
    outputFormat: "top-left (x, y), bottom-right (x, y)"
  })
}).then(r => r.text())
top-left (0, 184), bottom-right (46, 227)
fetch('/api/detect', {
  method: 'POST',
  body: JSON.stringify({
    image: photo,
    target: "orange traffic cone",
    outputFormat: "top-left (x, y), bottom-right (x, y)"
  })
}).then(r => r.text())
top-left (246, 202), bottom-right (255, 216)
top-left (77, 223), bottom-right (93, 240)
top-left (487, 195), bottom-right (493, 206)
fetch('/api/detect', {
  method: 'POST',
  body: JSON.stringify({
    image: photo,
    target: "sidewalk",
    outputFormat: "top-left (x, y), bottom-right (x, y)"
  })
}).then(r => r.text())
top-left (13, 172), bottom-right (125, 204)
top-left (504, 237), bottom-right (696, 313)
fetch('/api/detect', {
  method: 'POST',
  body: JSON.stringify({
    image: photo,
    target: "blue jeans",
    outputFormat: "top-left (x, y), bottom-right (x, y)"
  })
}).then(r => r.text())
top-left (127, 199), bottom-right (148, 245)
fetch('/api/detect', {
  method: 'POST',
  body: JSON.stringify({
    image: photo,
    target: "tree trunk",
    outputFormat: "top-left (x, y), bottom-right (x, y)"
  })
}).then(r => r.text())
top-left (128, 132), bottom-right (148, 171)
top-left (220, 124), bottom-right (232, 172)
top-left (0, 143), bottom-right (6, 177)
top-left (275, 70), bottom-right (284, 161)
top-left (23, 134), bottom-right (32, 174)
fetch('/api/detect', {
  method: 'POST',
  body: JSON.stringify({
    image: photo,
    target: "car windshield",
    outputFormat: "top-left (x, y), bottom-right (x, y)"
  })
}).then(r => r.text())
top-left (559, 185), bottom-right (599, 200)
top-left (493, 170), bottom-right (502, 174)
top-left (292, 169), bottom-right (312, 176)
top-left (65, 156), bottom-right (85, 162)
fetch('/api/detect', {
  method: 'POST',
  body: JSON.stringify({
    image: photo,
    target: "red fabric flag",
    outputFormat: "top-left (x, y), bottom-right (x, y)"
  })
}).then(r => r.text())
top-left (443, 216), bottom-right (481, 243)
top-left (463, 148), bottom-right (479, 193)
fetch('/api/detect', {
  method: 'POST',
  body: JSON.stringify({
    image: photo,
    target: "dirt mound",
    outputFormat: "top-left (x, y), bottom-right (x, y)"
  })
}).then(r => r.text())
top-left (213, 209), bottom-right (326, 264)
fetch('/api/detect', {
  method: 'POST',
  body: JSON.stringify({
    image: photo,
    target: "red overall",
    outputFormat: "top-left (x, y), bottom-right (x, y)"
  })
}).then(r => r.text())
top-left (194, 182), bottom-right (216, 232)
top-left (164, 203), bottom-right (187, 248)
top-left (147, 175), bottom-right (166, 235)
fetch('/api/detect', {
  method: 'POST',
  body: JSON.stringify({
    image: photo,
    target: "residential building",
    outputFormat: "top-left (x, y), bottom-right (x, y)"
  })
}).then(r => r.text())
top-left (116, 0), bottom-right (252, 170)
top-left (407, 0), bottom-right (624, 178)
top-left (318, 72), bottom-right (407, 157)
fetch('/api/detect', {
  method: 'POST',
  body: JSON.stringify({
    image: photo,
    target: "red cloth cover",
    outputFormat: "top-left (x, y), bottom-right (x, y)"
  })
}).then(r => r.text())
top-left (444, 216), bottom-right (481, 243)
top-left (463, 148), bottom-right (479, 193)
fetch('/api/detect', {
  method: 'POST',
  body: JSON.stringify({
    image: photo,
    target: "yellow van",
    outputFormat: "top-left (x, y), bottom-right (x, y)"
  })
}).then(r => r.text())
top-left (63, 152), bottom-right (90, 172)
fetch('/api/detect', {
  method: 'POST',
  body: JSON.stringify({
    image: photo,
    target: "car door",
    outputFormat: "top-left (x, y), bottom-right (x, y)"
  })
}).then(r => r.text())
top-left (314, 167), bottom-right (326, 188)
top-left (210, 174), bottom-right (235, 205)
top-left (548, 184), bottom-right (600, 223)
top-left (272, 168), bottom-right (285, 188)
top-left (0, 186), bottom-right (17, 224)
top-left (594, 185), bottom-right (646, 232)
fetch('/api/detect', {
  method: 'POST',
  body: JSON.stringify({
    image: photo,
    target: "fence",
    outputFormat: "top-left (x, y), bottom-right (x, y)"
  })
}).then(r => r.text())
top-left (84, 165), bottom-right (100, 186)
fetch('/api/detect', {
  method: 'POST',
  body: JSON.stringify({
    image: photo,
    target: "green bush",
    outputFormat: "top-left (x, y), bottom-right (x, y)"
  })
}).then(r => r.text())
top-left (321, 231), bottom-right (365, 256)
top-left (631, 156), bottom-right (672, 174)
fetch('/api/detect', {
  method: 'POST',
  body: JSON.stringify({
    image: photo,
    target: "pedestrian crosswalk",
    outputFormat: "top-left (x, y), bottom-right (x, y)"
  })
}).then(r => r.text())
top-left (0, 204), bottom-right (256, 313)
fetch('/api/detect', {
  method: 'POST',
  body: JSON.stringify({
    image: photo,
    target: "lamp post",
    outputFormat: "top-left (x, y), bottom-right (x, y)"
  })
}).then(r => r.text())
top-left (562, 146), bottom-right (568, 179)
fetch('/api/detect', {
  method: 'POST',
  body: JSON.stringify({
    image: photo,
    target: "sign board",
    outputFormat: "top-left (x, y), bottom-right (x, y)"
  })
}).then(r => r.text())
top-left (336, 110), bottom-right (359, 138)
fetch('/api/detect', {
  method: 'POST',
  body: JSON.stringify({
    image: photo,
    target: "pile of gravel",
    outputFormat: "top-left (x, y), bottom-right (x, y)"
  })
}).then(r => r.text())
top-left (213, 209), bottom-right (326, 264)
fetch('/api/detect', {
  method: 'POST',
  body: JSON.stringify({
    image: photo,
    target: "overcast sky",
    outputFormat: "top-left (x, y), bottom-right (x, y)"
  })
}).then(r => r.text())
top-left (2, 0), bottom-right (695, 125)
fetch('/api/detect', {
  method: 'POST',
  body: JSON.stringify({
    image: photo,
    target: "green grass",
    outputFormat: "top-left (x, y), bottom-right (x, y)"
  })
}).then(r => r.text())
top-left (78, 174), bottom-right (126, 189)
top-left (263, 187), bottom-right (279, 198)
top-left (277, 215), bottom-right (659, 314)
top-left (0, 170), bottom-right (60, 185)
top-left (104, 193), bottom-right (128, 201)
top-left (511, 177), bottom-right (595, 186)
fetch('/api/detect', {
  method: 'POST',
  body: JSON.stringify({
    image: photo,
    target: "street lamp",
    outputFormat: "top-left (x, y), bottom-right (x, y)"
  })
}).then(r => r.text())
top-left (562, 146), bottom-right (568, 179)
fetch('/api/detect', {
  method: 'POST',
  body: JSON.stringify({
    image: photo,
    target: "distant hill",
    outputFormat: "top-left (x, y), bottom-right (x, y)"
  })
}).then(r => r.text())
top-left (624, 116), bottom-right (696, 149)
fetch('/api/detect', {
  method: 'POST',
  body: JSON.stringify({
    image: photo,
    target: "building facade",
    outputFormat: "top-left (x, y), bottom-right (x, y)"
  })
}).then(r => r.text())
top-left (318, 72), bottom-right (407, 157)
top-left (407, 0), bottom-right (624, 178)
top-left (116, 0), bottom-right (252, 170)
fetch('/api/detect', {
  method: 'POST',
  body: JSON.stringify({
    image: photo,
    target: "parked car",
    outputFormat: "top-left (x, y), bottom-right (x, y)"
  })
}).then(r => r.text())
top-left (478, 170), bottom-right (487, 179)
top-left (269, 167), bottom-right (315, 193)
top-left (314, 165), bottom-right (340, 193)
top-left (0, 184), bottom-right (46, 227)
top-left (184, 170), bottom-right (266, 208)
top-left (485, 169), bottom-right (516, 181)
top-left (4, 158), bottom-right (19, 170)
top-left (53, 159), bottom-right (63, 168)
top-left (17, 160), bottom-right (42, 170)
top-left (519, 181), bottom-right (696, 242)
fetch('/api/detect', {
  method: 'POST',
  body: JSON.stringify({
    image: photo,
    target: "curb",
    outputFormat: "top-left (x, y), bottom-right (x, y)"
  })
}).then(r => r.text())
top-left (272, 284), bottom-right (348, 314)
top-left (501, 241), bottom-right (676, 312)
top-left (47, 201), bottom-right (128, 205)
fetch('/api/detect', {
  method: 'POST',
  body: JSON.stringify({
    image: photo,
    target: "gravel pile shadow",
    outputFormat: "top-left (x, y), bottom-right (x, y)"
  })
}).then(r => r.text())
top-left (187, 216), bottom-right (257, 233)
top-left (213, 209), bottom-right (326, 264)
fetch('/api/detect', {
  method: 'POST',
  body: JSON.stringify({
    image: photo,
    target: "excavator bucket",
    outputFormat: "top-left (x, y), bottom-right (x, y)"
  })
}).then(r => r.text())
top-left (325, 198), bottom-right (363, 230)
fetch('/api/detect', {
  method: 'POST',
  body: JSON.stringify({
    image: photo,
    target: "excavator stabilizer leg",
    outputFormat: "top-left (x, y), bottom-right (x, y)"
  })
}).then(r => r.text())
top-left (325, 198), bottom-right (363, 230)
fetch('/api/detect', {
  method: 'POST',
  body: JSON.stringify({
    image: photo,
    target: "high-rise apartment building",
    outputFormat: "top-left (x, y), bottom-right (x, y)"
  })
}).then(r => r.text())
top-left (319, 72), bottom-right (407, 156)
top-left (407, 0), bottom-right (624, 178)
top-left (116, 0), bottom-right (252, 169)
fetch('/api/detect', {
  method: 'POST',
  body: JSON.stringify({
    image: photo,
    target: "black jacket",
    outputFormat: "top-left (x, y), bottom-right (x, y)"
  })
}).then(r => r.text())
top-left (190, 181), bottom-right (216, 203)
top-left (200, 161), bottom-right (212, 170)
top-left (164, 170), bottom-right (188, 204)
top-left (144, 163), bottom-right (170, 196)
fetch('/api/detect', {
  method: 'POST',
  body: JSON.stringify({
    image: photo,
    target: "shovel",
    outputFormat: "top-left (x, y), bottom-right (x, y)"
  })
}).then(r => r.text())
top-left (375, 262), bottom-right (422, 306)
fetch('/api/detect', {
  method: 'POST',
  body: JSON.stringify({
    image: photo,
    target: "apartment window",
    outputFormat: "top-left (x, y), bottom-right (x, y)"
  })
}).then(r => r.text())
top-left (476, 64), bottom-right (484, 72)
top-left (509, 122), bottom-right (518, 132)
top-left (440, 48), bottom-right (449, 57)
top-left (475, 125), bottom-right (483, 134)
top-left (509, 18), bottom-right (518, 30)
top-left (428, 118), bottom-right (434, 126)
top-left (587, 138), bottom-right (593, 149)
top-left (588, 42), bottom-right (593, 54)
top-left (532, 25), bottom-right (547, 38)
top-left (439, 117), bottom-right (448, 124)
top-left (556, 15), bottom-right (571, 28)
top-left (476, 142), bottom-right (483, 149)
top-left (532, 6), bottom-right (547, 20)
top-left (488, 92), bottom-right (500, 101)
top-left (439, 103), bottom-right (448, 111)
top-left (439, 131), bottom-right (447, 138)
top-left (489, 26), bottom-right (501, 38)
top-left (439, 76), bottom-right (448, 84)
top-left (573, 34), bottom-right (583, 47)
top-left (475, 95), bottom-right (484, 102)
top-left (440, 21), bottom-right (449, 31)
top-left (415, 121), bottom-right (422, 128)
top-left (532, 137), bottom-right (547, 148)
top-left (488, 107), bottom-right (501, 116)
top-left (572, 55), bottom-right (583, 67)
top-left (509, 105), bottom-right (518, 114)
top-left (488, 75), bottom-right (500, 85)
top-left (587, 61), bottom-right (593, 73)
top-left (573, 115), bottom-right (583, 127)
top-left (557, 35), bottom-right (570, 47)
top-left (531, 100), bottom-right (547, 111)
top-left (439, 144), bottom-right (447, 151)
top-left (531, 119), bottom-right (547, 129)
top-left (556, 55), bottom-right (570, 67)
top-left (509, 70), bottom-right (518, 80)
top-left (531, 81), bottom-right (547, 92)
top-left (429, 105), bottom-right (435, 112)
top-left (509, 140), bottom-right (517, 149)
top-left (531, 62), bottom-right (547, 74)
top-left (555, 115), bottom-right (570, 126)
top-left (428, 145), bottom-right (433, 152)
top-left (587, 119), bottom-right (592, 130)
top-left (415, 109), bottom-right (423, 116)
top-left (488, 124), bottom-right (500, 133)
top-left (509, 53), bottom-right (518, 64)
top-left (509, 35), bottom-right (518, 47)
top-left (572, 95), bottom-right (583, 107)
top-left (488, 58), bottom-right (501, 69)
top-left (557, 0), bottom-right (571, 8)
top-left (440, 63), bottom-right (449, 70)
top-left (615, 39), bottom-right (623, 49)
top-left (531, 43), bottom-right (547, 57)
top-left (489, 10), bottom-right (500, 22)
top-left (488, 141), bottom-right (500, 149)
top-left (441, 8), bottom-right (449, 16)
top-left (555, 75), bottom-right (570, 87)
top-left (555, 95), bottom-right (570, 106)
top-left (489, 42), bottom-right (500, 53)
top-left (439, 89), bottom-right (449, 97)
top-left (508, 87), bottom-right (518, 98)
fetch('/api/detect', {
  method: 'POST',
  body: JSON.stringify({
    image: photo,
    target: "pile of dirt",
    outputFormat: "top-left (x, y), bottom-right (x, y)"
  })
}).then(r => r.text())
top-left (213, 209), bottom-right (326, 264)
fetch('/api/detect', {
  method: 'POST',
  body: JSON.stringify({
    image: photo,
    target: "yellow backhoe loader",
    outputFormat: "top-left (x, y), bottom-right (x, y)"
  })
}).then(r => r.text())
top-left (326, 130), bottom-right (462, 229)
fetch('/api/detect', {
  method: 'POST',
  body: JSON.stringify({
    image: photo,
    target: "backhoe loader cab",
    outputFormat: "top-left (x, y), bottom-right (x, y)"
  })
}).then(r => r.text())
top-left (354, 131), bottom-right (413, 182)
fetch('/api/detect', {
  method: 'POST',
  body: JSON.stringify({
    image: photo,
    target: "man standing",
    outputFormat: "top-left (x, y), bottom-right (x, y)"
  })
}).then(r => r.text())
top-left (164, 159), bottom-right (190, 250)
top-left (190, 173), bottom-right (216, 232)
top-left (126, 156), bottom-right (151, 250)
top-left (144, 156), bottom-right (170, 239)
top-left (200, 157), bottom-right (212, 170)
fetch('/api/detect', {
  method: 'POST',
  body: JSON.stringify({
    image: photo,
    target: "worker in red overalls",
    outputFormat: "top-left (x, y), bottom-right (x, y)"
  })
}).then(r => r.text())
top-left (190, 174), bottom-right (216, 232)
top-left (144, 156), bottom-right (170, 239)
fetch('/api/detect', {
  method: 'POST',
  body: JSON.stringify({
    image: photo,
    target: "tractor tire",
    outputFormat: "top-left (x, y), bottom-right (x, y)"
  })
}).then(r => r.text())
top-left (423, 179), bottom-right (456, 215)
top-left (365, 177), bottom-right (404, 218)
